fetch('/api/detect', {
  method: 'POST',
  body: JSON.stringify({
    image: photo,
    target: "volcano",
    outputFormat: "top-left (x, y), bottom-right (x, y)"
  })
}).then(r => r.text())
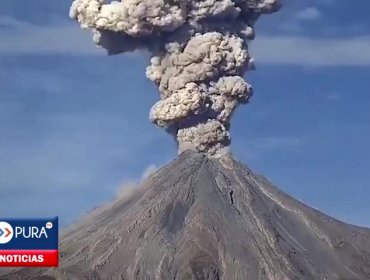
top-left (3, 151), bottom-right (370, 279)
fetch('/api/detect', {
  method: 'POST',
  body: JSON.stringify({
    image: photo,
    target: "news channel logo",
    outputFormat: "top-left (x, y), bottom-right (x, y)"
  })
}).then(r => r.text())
top-left (0, 218), bottom-right (58, 267)
top-left (0, 222), bottom-right (13, 244)
top-left (0, 220), bottom-right (55, 244)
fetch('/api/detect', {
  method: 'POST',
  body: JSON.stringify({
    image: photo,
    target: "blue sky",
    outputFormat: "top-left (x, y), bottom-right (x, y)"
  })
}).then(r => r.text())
top-left (0, 0), bottom-right (369, 228)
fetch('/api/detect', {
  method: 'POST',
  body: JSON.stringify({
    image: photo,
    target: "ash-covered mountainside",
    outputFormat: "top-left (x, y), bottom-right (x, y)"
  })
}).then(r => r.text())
top-left (4, 151), bottom-right (370, 279)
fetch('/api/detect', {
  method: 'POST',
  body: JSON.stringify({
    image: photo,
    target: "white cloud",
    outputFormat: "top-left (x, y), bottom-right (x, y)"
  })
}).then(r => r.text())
top-left (0, 112), bottom-right (139, 192)
top-left (241, 136), bottom-right (303, 161)
top-left (327, 92), bottom-right (342, 101)
top-left (2, 16), bottom-right (370, 68)
top-left (115, 163), bottom-right (158, 201)
top-left (0, 16), bottom-right (102, 55)
top-left (321, 0), bottom-right (335, 5)
top-left (252, 35), bottom-right (370, 66)
top-left (141, 164), bottom-right (158, 180)
top-left (295, 7), bottom-right (322, 21)
top-left (255, 137), bottom-right (302, 149)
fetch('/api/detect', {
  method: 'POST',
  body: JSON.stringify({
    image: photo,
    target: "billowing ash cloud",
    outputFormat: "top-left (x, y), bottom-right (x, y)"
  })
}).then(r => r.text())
top-left (70, 0), bottom-right (280, 156)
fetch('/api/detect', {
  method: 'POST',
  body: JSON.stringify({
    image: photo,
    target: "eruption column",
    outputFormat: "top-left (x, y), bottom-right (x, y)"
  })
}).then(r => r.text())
top-left (70, 0), bottom-right (280, 156)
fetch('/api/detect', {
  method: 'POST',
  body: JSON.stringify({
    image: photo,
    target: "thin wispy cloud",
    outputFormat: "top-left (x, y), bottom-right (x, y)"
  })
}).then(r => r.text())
top-left (241, 136), bottom-right (304, 161)
top-left (0, 55), bottom-right (173, 225)
top-left (326, 92), bottom-right (342, 101)
top-left (1, 0), bottom-right (370, 229)
top-left (0, 16), bottom-right (101, 55)
top-left (1, 16), bottom-right (370, 67)
top-left (295, 7), bottom-right (322, 21)
top-left (252, 35), bottom-right (370, 66)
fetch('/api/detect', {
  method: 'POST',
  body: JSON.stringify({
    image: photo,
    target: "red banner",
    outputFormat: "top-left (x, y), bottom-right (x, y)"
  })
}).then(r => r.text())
top-left (0, 250), bottom-right (58, 267)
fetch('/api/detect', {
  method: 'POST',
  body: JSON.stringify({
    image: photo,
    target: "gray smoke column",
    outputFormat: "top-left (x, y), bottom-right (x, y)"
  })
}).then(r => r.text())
top-left (70, 0), bottom-right (280, 156)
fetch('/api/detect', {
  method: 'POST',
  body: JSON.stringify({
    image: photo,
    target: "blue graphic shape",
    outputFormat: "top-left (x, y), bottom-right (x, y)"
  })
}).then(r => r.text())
top-left (0, 217), bottom-right (58, 250)
top-left (0, 228), bottom-right (3, 237)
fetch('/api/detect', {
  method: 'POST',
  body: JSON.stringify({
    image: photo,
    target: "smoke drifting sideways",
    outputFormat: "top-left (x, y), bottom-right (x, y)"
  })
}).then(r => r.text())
top-left (70, 0), bottom-right (280, 157)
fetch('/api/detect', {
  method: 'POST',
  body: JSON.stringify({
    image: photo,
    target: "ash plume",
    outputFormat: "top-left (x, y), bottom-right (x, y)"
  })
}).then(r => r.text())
top-left (70, 0), bottom-right (280, 156)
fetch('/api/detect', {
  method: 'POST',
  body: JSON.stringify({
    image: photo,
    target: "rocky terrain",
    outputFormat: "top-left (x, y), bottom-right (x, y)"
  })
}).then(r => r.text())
top-left (3, 151), bottom-right (370, 279)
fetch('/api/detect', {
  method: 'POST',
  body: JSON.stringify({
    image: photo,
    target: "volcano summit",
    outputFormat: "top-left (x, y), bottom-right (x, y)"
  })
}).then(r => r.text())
top-left (2, 0), bottom-right (370, 279)
top-left (5, 151), bottom-right (370, 279)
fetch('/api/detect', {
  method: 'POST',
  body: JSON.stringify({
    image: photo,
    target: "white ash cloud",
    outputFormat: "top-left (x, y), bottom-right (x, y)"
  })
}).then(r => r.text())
top-left (70, 0), bottom-right (280, 156)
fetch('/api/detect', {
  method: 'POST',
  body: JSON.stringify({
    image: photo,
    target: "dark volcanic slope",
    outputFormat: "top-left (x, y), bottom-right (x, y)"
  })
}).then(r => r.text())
top-left (4, 151), bottom-right (370, 280)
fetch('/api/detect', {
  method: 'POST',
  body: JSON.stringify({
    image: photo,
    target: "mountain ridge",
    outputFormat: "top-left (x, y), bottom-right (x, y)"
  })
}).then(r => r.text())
top-left (3, 151), bottom-right (370, 280)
